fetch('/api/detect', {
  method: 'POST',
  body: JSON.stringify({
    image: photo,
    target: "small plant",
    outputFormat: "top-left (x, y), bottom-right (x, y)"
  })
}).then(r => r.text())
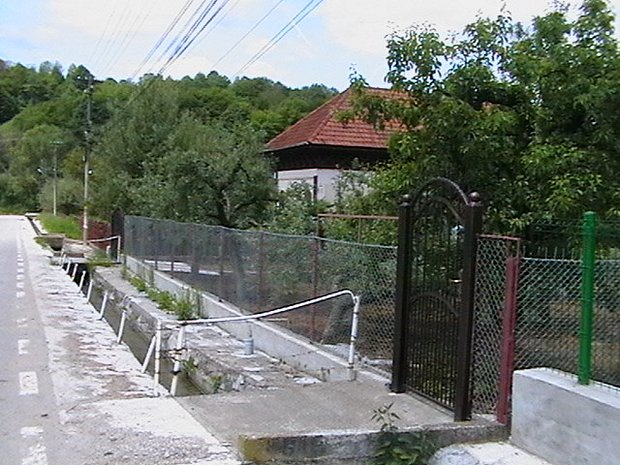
top-left (120, 265), bottom-right (128, 280)
top-left (182, 356), bottom-right (198, 376)
top-left (372, 403), bottom-right (436, 465)
top-left (174, 295), bottom-right (196, 321)
top-left (129, 275), bottom-right (148, 293)
top-left (88, 253), bottom-right (115, 272)
top-left (209, 374), bottom-right (223, 394)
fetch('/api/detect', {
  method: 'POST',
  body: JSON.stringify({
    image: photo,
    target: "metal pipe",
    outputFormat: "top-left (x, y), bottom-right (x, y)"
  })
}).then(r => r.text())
top-left (99, 291), bottom-right (108, 320)
top-left (154, 320), bottom-right (162, 393)
top-left (78, 270), bottom-right (87, 290)
top-left (348, 295), bottom-right (361, 381)
top-left (86, 279), bottom-right (94, 301)
top-left (170, 325), bottom-right (186, 396)
top-left (141, 335), bottom-right (157, 373)
top-left (117, 309), bottom-right (127, 344)
top-left (579, 211), bottom-right (597, 385)
top-left (172, 289), bottom-right (357, 327)
top-left (70, 263), bottom-right (78, 279)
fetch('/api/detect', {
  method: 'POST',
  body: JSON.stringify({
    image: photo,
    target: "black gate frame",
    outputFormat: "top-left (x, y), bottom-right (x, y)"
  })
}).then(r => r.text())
top-left (390, 178), bottom-right (483, 421)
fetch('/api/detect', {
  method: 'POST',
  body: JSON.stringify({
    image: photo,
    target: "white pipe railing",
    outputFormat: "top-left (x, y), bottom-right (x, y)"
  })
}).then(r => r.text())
top-left (87, 235), bottom-right (121, 262)
top-left (146, 289), bottom-right (362, 395)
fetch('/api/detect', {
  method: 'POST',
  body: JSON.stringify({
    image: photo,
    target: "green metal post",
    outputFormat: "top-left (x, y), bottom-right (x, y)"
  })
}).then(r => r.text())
top-left (579, 211), bottom-right (597, 385)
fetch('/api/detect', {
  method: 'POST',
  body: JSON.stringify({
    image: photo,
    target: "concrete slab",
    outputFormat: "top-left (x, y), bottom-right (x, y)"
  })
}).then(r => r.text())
top-left (178, 378), bottom-right (451, 441)
top-left (430, 442), bottom-right (553, 465)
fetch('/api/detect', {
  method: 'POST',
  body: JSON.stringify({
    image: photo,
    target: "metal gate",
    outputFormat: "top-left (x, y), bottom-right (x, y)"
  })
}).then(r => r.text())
top-left (390, 178), bottom-right (483, 421)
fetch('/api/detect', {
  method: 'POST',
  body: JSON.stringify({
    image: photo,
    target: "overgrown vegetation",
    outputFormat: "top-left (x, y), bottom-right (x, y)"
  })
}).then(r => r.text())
top-left (38, 212), bottom-right (81, 239)
top-left (341, 0), bottom-right (620, 234)
top-left (126, 272), bottom-right (199, 320)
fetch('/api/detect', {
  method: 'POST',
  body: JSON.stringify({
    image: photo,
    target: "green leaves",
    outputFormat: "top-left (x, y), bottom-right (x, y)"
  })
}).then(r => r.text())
top-left (348, 0), bottom-right (620, 233)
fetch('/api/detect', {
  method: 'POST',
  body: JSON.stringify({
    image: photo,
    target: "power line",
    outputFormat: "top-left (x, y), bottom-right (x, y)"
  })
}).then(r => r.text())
top-left (130, 0), bottom-right (198, 80)
top-left (211, 0), bottom-right (285, 71)
top-left (179, 0), bottom-right (242, 62)
top-left (157, 0), bottom-right (230, 76)
top-left (234, 0), bottom-right (324, 78)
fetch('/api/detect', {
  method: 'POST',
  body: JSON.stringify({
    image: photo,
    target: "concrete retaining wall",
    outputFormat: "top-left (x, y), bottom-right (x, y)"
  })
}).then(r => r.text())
top-left (125, 255), bottom-right (357, 382)
top-left (512, 368), bottom-right (620, 465)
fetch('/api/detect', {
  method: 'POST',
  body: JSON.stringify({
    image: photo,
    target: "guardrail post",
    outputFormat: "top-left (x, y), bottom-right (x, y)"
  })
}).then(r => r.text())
top-left (579, 211), bottom-right (597, 385)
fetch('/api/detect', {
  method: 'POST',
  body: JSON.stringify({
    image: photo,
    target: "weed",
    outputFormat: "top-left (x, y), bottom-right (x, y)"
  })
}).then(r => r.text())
top-left (372, 403), bottom-right (436, 465)
top-left (182, 356), bottom-right (198, 376)
top-left (129, 275), bottom-right (148, 293)
top-left (174, 295), bottom-right (196, 321)
top-left (209, 374), bottom-right (223, 394)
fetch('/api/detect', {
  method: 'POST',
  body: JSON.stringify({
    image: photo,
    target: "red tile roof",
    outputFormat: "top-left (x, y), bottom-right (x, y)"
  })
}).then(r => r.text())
top-left (266, 87), bottom-right (404, 151)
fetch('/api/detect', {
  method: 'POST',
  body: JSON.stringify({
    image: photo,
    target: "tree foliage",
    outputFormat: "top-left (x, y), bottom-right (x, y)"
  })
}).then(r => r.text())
top-left (0, 61), bottom-right (337, 220)
top-left (347, 0), bottom-right (620, 232)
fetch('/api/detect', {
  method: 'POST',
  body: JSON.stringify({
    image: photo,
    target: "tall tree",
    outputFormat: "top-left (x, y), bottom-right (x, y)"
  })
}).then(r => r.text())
top-left (347, 0), bottom-right (620, 232)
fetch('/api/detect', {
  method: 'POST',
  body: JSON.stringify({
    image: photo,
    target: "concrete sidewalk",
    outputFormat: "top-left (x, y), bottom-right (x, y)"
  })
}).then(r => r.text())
top-left (89, 265), bottom-right (507, 464)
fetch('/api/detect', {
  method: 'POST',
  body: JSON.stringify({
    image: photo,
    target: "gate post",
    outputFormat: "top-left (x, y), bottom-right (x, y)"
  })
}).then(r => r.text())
top-left (391, 194), bottom-right (413, 393)
top-left (454, 192), bottom-right (483, 421)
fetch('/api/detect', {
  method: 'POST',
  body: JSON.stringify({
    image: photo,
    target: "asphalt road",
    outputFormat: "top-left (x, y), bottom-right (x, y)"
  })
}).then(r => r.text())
top-left (0, 216), bottom-right (239, 465)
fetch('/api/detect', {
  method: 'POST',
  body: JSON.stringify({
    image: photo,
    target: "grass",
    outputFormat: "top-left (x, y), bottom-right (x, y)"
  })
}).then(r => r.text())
top-left (38, 213), bottom-right (81, 239)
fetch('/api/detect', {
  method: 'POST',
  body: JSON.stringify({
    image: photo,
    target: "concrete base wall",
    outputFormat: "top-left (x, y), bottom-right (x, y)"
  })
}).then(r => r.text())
top-left (125, 255), bottom-right (358, 382)
top-left (512, 368), bottom-right (620, 465)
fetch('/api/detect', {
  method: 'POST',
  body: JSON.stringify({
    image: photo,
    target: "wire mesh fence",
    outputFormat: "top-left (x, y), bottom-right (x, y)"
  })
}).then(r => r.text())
top-left (472, 235), bottom-right (520, 415)
top-left (515, 219), bottom-right (620, 389)
top-left (124, 215), bottom-right (397, 372)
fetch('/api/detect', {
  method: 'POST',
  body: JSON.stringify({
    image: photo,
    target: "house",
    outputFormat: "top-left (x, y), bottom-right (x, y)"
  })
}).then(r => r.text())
top-left (264, 87), bottom-right (404, 202)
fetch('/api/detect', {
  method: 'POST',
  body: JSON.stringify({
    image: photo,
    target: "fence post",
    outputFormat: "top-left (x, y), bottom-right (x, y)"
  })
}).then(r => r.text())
top-left (497, 253), bottom-right (520, 424)
top-left (390, 194), bottom-right (413, 393)
top-left (454, 192), bottom-right (483, 422)
top-left (579, 211), bottom-right (597, 385)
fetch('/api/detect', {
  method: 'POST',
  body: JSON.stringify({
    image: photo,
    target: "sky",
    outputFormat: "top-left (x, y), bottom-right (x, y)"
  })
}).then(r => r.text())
top-left (1, 0), bottom-right (619, 91)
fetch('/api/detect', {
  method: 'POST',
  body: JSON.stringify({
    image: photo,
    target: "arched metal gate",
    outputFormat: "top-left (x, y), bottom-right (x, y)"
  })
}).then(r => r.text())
top-left (390, 178), bottom-right (483, 421)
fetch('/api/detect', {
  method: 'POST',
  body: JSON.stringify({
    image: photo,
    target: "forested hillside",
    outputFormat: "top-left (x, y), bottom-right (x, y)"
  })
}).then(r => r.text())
top-left (0, 60), bottom-right (336, 225)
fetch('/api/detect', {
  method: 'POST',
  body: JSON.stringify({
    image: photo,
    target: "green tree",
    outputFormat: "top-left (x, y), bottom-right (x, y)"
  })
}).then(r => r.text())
top-left (346, 0), bottom-right (620, 232)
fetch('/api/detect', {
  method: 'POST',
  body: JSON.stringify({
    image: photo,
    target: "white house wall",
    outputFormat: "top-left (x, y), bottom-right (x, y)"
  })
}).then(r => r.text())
top-left (276, 169), bottom-right (343, 202)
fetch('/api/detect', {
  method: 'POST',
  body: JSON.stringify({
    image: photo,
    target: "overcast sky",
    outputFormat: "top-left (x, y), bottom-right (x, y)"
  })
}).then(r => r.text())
top-left (1, 0), bottom-right (619, 90)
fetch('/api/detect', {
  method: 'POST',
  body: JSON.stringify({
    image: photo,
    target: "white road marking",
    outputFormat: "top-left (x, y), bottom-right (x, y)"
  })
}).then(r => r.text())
top-left (20, 427), bottom-right (48, 465)
top-left (17, 273), bottom-right (24, 280)
top-left (19, 371), bottom-right (39, 395)
top-left (17, 282), bottom-right (24, 289)
top-left (17, 291), bottom-right (25, 299)
top-left (17, 317), bottom-right (28, 327)
top-left (18, 339), bottom-right (30, 355)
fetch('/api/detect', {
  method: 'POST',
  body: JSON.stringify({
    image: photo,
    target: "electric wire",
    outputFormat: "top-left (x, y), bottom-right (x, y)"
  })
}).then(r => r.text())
top-left (234, 0), bottom-right (324, 77)
top-left (210, 0), bottom-right (285, 71)
top-left (147, 0), bottom-right (215, 74)
top-left (178, 0), bottom-right (242, 62)
top-left (87, 0), bottom-right (122, 67)
top-left (157, 0), bottom-right (230, 75)
top-left (100, 7), bottom-right (154, 77)
top-left (130, 0), bottom-right (198, 81)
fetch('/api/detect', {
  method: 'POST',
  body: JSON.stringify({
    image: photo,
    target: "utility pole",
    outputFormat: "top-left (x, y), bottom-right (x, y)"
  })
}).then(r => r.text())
top-left (50, 141), bottom-right (62, 216)
top-left (83, 74), bottom-right (93, 245)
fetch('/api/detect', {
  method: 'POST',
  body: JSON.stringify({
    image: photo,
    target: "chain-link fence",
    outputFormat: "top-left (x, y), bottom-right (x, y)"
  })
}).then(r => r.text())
top-left (124, 215), bottom-right (397, 372)
top-left (472, 235), bottom-right (521, 416)
top-left (515, 219), bottom-right (620, 389)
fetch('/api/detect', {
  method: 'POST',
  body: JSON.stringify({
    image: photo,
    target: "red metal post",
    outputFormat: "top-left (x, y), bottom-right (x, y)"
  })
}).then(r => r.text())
top-left (497, 255), bottom-right (520, 424)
